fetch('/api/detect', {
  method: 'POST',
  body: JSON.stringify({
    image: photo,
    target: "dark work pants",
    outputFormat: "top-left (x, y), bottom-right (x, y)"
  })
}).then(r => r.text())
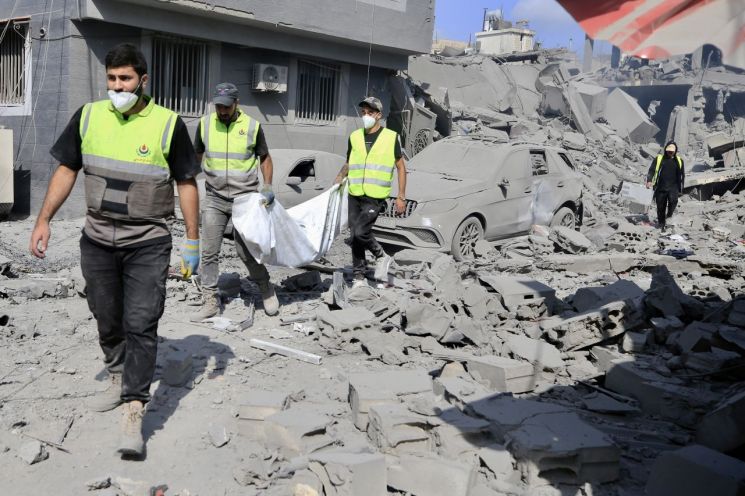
top-left (80, 236), bottom-right (171, 403)
top-left (348, 194), bottom-right (385, 277)
top-left (655, 189), bottom-right (679, 227)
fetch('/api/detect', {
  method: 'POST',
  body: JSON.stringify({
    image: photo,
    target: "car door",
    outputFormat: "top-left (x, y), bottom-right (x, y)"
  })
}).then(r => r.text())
top-left (486, 148), bottom-right (535, 238)
top-left (275, 157), bottom-right (325, 208)
top-left (532, 149), bottom-right (580, 225)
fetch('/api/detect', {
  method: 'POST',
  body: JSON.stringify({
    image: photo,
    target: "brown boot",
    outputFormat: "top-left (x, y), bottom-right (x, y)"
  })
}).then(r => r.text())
top-left (259, 281), bottom-right (279, 316)
top-left (87, 373), bottom-right (123, 412)
top-left (118, 400), bottom-right (145, 456)
top-left (190, 289), bottom-right (219, 322)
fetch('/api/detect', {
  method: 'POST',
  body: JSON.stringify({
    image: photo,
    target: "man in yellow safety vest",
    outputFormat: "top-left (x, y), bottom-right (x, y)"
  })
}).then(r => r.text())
top-left (335, 97), bottom-right (407, 287)
top-left (29, 43), bottom-right (201, 457)
top-left (190, 82), bottom-right (279, 322)
top-left (646, 141), bottom-right (685, 232)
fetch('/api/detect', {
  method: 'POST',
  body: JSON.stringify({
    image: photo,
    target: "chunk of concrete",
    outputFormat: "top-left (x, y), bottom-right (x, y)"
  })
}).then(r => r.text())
top-left (317, 306), bottom-right (377, 333)
top-left (17, 440), bottom-right (49, 465)
top-left (348, 369), bottom-right (432, 431)
top-left (572, 279), bottom-right (645, 313)
top-left (505, 334), bottom-right (564, 370)
top-left (264, 407), bottom-right (333, 457)
top-left (367, 403), bottom-right (433, 453)
top-left (162, 350), bottom-right (194, 387)
top-left (387, 453), bottom-right (476, 496)
top-left (435, 408), bottom-right (493, 457)
top-left (478, 445), bottom-right (515, 477)
top-left (621, 330), bottom-right (653, 353)
top-left (507, 411), bottom-right (620, 484)
top-left (466, 355), bottom-right (536, 393)
top-left (309, 452), bottom-right (387, 496)
top-left (562, 132), bottom-right (587, 151)
top-left (238, 389), bottom-right (291, 421)
top-left (574, 81), bottom-right (608, 121)
top-left (433, 376), bottom-right (492, 410)
top-left (478, 274), bottom-right (556, 311)
top-left (550, 226), bottom-right (594, 254)
top-left (604, 88), bottom-right (660, 143)
top-left (696, 391), bottom-right (745, 453)
top-left (605, 359), bottom-right (717, 427)
top-left (646, 445), bottom-right (745, 496)
top-left (208, 423), bottom-right (230, 448)
top-left (404, 302), bottom-right (452, 340)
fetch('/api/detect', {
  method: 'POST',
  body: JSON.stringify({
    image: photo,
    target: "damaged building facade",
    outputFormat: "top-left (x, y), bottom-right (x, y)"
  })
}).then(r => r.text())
top-left (0, 0), bottom-right (433, 217)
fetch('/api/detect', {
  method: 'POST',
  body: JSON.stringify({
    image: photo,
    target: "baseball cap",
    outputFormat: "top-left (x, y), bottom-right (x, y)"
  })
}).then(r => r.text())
top-left (665, 143), bottom-right (676, 152)
top-left (213, 82), bottom-right (239, 106)
top-left (359, 96), bottom-right (383, 113)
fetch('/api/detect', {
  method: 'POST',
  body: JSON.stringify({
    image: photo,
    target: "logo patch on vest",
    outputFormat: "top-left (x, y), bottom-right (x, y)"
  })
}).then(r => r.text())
top-left (238, 128), bottom-right (246, 136)
top-left (136, 144), bottom-right (151, 157)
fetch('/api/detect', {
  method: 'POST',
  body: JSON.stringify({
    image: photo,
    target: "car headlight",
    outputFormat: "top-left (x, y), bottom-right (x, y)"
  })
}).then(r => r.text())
top-left (418, 198), bottom-right (459, 213)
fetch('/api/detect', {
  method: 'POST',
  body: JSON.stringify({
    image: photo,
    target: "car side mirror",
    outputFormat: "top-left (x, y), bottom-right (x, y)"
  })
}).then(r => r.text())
top-left (499, 178), bottom-right (510, 187)
top-left (286, 176), bottom-right (302, 186)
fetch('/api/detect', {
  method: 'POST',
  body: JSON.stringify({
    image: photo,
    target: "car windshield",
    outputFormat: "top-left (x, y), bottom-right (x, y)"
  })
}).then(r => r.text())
top-left (408, 140), bottom-right (502, 178)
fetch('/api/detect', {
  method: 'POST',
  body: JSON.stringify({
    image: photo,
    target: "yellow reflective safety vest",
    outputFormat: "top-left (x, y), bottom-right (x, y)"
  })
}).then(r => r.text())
top-left (79, 97), bottom-right (177, 221)
top-left (651, 154), bottom-right (683, 187)
top-left (347, 127), bottom-right (397, 199)
top-left (200, 110), bottom-right (260, 197)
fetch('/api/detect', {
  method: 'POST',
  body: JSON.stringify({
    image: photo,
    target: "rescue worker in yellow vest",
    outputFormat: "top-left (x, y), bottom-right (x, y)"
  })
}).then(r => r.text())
top-left (29, 44), bottom-right (201, 457)
top-left (190, 82), bottom-right (279, 321)
top-left (334, 97), bottom-right (407, 287)
top-left (646, 141), bottom-right (685, 232)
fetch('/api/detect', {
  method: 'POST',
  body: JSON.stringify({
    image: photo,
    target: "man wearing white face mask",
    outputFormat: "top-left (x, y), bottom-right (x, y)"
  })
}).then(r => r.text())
top-left (335, 97), bottom-right (407, 287)
top-left (29, 43), bottom-right (200, 457)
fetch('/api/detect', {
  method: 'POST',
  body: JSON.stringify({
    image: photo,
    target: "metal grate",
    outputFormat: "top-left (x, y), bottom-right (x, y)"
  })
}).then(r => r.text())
top-left (151, 36), bottom-right (209, 116)
top-left (0, 20), bottom-right (28, 105)
top-left (380, 198), bottom-right (418, 218)
top-left (295, 59), bottom-right (340, 123)
top-left (404, 227), bottom-right (440, 245)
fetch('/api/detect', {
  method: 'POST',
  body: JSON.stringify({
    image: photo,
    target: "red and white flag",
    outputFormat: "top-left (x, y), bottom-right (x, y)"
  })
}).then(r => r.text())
top-left (556, 0), bottom-right (745, 68)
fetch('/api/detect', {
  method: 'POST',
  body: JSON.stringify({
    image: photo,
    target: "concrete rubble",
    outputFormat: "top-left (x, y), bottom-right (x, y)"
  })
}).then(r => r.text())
top-left (3, 45), bottom-right (745, 496)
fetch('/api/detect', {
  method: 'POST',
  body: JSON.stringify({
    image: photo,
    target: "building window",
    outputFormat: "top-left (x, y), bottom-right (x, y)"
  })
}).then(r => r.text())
top-left (150, 36), bottom-right (208, 116)
top-left (0, 19), bottom-right (29, 106)
top-left (295, 59), bottom-right (340, 123)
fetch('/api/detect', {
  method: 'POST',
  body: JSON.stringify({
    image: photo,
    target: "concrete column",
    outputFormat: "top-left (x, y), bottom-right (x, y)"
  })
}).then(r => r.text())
top-left (611, 45), bottom-right (621, 68)
top-left (583, 35), bottom-right (594, 72)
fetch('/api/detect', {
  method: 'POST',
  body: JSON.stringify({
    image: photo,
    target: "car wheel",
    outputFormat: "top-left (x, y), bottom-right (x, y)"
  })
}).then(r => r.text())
top-left (451, 217), bottom-right (484, 261)
top-left (550, 206), bottom-right (576, 229)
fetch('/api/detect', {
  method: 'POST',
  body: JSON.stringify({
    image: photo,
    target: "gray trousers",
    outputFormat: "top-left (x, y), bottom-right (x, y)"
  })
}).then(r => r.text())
top-left (201, 190), bottom-right (270, 291)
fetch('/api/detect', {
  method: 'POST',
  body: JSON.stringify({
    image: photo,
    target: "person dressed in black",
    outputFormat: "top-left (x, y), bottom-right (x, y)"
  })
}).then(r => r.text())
top-left (646, 141), bottom-right (684, 231)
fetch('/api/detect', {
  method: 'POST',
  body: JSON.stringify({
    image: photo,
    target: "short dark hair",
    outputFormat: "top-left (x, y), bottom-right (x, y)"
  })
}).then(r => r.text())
top-left (105, 43), bottom-right (147, 77)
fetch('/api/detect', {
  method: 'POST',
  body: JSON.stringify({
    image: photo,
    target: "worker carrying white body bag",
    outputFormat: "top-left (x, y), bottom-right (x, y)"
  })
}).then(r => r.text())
top-left (231, 184), bottom-right (348, 268)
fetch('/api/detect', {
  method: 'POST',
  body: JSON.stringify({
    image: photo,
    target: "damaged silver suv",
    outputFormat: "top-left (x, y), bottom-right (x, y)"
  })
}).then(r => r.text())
top-left (372, 135), bottom-right (583, 260)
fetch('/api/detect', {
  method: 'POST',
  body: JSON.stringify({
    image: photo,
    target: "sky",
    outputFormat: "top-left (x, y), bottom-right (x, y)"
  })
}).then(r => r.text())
top-left (433, 0), bottom-right (613, 56)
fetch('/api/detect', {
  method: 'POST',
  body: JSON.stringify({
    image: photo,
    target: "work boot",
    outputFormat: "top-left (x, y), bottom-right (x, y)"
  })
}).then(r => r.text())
top-left (118, 401), bottom-right (145, 456)
top-left (374, 254), bottom-right (393, 282)
top-left (190, 289), bottom-right (219, 322)
top-left (259, 281), bottom-right (279, 316)
top-left (87, 373), bottom-right (123, 412)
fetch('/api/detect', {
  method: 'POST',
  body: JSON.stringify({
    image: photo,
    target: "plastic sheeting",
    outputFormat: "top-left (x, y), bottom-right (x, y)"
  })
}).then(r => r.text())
top-left (231, 185), bottom-right (348, 268)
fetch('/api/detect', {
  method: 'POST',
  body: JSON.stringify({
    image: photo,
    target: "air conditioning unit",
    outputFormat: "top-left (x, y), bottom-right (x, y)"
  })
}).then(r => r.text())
top-left (252, 64), bottom-right (288, 93)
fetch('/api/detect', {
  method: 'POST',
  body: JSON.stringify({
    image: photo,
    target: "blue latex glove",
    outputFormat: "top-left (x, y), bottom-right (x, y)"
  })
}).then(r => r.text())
top-left (180, 238), bottom-right (200, 280)
top-left (261, 186), bottom-right (275, 206)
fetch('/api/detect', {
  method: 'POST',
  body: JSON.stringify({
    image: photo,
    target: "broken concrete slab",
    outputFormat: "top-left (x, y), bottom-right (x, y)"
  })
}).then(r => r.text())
top-left (309, 452), bottom-right (387, 496)
top-left (550, 226), bottom-right (594, 254)
top-left (567, 82), bottom-right (603, 139)
top-left (562, 131), bottom-right (587, 151)
top-left (604, 88), bottom-right (660, 143)
top-left (348, 369), bottom-right (432, 431)
top-left (17, 440), bottom-right (49, 465)
top-left (478, 274), bottom-right (556, 311)
top-left (208, 423), bottom-right (230, 448)
top-left (263, 407), bottom-right (333, 457)
top-left (433, 375), bottom-right (493, 410)
top-left (537, 253), bottom-right (638, 274)
top-left (573, 81), bottom-right (608, 121)
top-left (367, 402), bottom-right (433, 453)
top-left (572, 279), bottom-right (645, 313)
top-left (317, 306), bottom-right (378, 334)
top-left (541, 300), bottom-right (643, 351)
top-left (478, 445), bottom-right (515, 477)
top-left (238, 389), bottom-right (291, 421)
top-left (504, 334), bottom-right (564, 370)
top-left (646, 445), bottom-right (745, 496)
top-left (387, 453), bottom-right (477, 496)
top-left (466, 355), bottom-right (536, 393)
top-left (696, 390), bottom-right (745, 453)
top-left (403, 302), bottom-right (452, 340)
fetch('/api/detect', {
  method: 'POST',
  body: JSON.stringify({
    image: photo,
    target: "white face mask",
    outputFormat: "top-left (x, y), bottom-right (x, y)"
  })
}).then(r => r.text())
top-left (362, 114), bottom-right (377, 130)
top-left (108, 80), bottom-right (142, 113)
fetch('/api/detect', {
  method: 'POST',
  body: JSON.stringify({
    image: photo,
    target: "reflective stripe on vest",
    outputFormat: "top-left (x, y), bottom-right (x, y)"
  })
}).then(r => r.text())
top-left (200, 112), bottom-right (259, 181)
top-left (652, 154), bottom-right (683, 186)
top-left (79, 98), bottom-right (176, 221)
top-left (347, 127), bottom-right (397, 199)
